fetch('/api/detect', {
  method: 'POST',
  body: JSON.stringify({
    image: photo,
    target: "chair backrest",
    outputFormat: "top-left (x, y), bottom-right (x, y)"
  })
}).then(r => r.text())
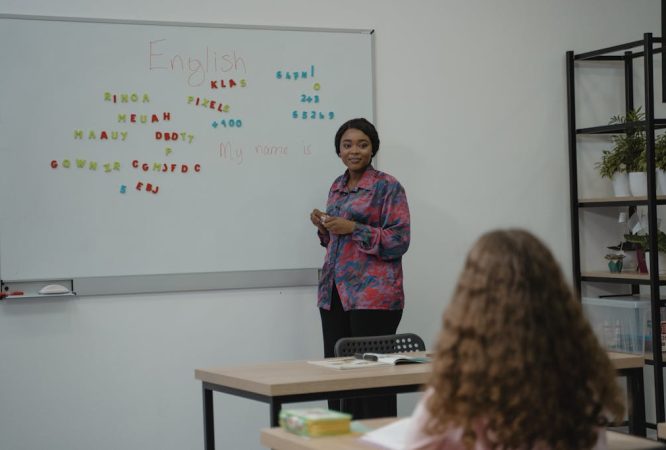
top-left (334, 333), bottom-right (426, 357)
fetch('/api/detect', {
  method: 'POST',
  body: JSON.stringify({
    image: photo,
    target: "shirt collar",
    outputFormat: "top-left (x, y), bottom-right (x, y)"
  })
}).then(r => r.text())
top-left (332, 165), bottom-right (377, 193)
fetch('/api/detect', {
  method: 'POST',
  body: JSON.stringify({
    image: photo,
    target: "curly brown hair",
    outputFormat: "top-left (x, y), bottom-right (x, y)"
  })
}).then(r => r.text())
top-left (425, 229), bottom-right (625, 450)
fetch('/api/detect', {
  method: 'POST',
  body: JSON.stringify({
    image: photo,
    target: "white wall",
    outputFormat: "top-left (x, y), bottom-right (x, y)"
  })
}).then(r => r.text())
top-left (0, 1), bottom-right (661, 449)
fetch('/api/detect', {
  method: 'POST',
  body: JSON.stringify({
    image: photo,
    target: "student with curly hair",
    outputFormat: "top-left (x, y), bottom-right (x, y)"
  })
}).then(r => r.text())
top-left (405, 229), bottom-right (625, 450)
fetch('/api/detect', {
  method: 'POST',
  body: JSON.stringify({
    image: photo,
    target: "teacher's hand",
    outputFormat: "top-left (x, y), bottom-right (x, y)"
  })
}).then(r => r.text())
top-left (323, 216), bottom-right (356, 235)
top-left (310, 209), bottom-right (327, 233)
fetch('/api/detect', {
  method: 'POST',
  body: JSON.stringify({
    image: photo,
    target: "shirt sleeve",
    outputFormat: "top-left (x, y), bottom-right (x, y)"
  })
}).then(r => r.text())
top-left (351, 180), bottom-right (410, 260)
top-left (317, 228), bottom-right (330, 247)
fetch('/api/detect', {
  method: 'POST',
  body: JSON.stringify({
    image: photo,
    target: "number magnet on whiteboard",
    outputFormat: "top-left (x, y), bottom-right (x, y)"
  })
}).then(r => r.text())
top-left (313, 83), bottom-right (320, 91)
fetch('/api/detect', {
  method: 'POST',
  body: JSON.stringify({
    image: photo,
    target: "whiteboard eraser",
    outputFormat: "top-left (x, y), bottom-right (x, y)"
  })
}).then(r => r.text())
top-left (38, 284), bottom-right (70, 295)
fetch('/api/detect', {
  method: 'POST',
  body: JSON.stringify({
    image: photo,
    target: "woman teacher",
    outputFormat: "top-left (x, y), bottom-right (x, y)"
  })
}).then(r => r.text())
top-left (310, 118), bottom-right (411, 419)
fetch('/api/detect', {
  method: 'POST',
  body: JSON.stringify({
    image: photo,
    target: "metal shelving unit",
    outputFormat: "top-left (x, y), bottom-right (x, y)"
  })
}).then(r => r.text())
top-left (567, 33), bottom-right (666, 426)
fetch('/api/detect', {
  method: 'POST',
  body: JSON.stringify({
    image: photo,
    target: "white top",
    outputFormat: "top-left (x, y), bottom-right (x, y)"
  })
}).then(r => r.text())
top-left (403, 391), bottom-right (607, 450)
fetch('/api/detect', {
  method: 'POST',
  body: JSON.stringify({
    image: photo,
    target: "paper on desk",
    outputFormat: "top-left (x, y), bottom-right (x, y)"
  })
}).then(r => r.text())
top-left (359, 417), bottom-right (411, 450)
top-left (307, 358), bottom-right (387, 370)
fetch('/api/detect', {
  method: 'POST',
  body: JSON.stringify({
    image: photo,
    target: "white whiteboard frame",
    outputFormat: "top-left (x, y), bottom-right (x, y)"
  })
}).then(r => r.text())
top-left (0, 14), bottom-right (375, 296)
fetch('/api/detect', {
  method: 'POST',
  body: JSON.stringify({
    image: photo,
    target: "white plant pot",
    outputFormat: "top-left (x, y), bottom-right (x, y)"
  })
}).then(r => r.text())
top-left (645, 251), bottom-right (666, 275)
top-left (629, 172), bottom-right (648, 196)
top-left (657, 169), bottom-right (666, 195)
top-left (621, 250), bottom-right (637, 272)
top-left (611, 172), bottom-right (631, 197)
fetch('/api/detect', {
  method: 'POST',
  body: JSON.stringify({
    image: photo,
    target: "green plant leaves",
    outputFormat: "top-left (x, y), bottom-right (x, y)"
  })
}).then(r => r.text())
top-left (595, 107), bottom-right (666, 177)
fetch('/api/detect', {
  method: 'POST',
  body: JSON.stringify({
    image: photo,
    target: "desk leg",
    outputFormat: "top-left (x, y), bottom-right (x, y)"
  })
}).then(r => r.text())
top-left (203, 385), bottom-right (215, 450)
top-left (270, 399), bottom-right (282, 427)
top-left (626, 367), bottom-right (646, 437)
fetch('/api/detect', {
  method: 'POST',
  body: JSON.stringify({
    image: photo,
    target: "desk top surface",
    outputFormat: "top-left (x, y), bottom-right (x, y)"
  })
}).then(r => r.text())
top-left (260, 419), bottom-right (663, 450)
top-left (607, 351), bottom-right (645, 370)
top-left (195, 357), bottom-right (430, 396)
top-left (195, 351), bottom-right (642, 397)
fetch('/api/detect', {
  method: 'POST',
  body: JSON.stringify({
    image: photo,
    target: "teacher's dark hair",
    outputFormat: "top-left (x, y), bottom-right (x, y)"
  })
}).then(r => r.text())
top-left (334, 118), bottom-right (380, 156)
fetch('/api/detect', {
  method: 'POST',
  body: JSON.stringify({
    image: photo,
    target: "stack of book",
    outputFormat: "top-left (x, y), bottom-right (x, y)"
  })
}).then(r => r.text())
top-left (279, 408), bottom-right (352, 437)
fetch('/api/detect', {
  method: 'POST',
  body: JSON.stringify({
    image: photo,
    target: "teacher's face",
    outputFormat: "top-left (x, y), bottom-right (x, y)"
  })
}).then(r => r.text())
top-left (339, 128), bottom-right (373, 174)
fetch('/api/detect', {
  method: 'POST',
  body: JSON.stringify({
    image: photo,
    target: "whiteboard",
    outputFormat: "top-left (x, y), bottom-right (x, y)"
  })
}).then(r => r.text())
top-left (0, 15), bottom-right (374, 291)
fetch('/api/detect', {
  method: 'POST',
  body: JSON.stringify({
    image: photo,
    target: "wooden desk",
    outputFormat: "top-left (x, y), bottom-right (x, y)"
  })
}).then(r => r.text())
top-left (260, 418), bottom-right (665, 450)
top-left (195, 351), bottom-right (645, 450)
top-left (195, 358), bottom-right (429, 450)
top-left (607, 352), bottom-right (646, 436)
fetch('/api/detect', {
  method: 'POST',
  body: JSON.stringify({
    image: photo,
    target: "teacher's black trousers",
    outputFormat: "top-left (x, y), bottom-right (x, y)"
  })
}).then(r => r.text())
top-left (319, 285), bottom-right (403, 419)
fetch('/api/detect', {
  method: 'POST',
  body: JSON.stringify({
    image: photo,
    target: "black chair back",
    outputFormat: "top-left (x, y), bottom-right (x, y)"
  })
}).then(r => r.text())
top-left (333, 333), bottom-right (426, 357)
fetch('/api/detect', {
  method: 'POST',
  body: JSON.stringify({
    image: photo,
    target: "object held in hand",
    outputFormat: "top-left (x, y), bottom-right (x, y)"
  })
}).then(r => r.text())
top-left (320, 214), bottom-right (328, 224)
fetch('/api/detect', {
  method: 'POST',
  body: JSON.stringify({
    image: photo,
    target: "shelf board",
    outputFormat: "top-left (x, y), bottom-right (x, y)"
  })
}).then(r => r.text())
top-left (581, 271), bottom-right (666, 285)
top-left (602, 352), bottom-right (666, 365)
top-left (576, 119), bottom-right (666, 135)
top-left (578, 195), bottom-right (666, 207)
top-left (644, 352), bottom-right (666, 364)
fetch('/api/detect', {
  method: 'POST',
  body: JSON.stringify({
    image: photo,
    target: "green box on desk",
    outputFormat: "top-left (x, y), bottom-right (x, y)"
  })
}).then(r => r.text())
top-left (279, 408), bottom-right (351, 437)
top-left (582, 297), bottom-right (650, 354)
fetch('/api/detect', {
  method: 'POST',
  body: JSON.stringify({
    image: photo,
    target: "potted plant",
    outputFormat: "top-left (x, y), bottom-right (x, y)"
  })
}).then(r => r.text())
top-left (624, 230), bottom-right (666, 274)
top-left (611, 109), bottom-right (646, 196)
top-left (596, 108), bottom-right (666, 197)
top-left (604, 253), bottom-right (625, 273)
top-left (655, 133), bottom-right (666, 194)
top-left (607, 240), bottom-right (640, 272)
top-left (595, 109), bottom-right (646, 196)
top-left (595, 147), bottom-right (629, 196)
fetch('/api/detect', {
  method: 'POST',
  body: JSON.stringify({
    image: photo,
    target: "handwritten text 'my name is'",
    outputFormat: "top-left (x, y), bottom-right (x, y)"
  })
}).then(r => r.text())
top-left (149, 39), bottom-right (247, 87)
top-left (220, 142), bottom-right (313, 165)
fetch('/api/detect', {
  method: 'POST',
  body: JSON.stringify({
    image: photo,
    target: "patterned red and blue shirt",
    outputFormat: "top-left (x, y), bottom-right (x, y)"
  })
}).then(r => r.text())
top-left (317, 166), bottom-right (410, 311)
